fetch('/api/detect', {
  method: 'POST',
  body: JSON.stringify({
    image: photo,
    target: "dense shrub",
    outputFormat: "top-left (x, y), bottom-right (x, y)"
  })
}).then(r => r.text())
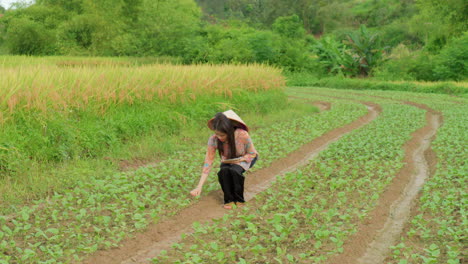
top-left (374, 33), bottom-right (468, 82)
top-left (432, 33), bottom-right (468, 81)
top-left (207, 27), bottom-right (256, 63)
top-left (247, 30), bottom-right (281, 63)
top-left (272, 14), bottom-right (305, 39)
top-left (56, 14), bottom-right (107, 55)
top-left (180, 21), bottom-right (314, 71)
top-left (6, 17), bottom-right (56, 55)
top-left (378, 21), bottom-right (423, 49)
top-left (377, 51), bottom-right (436, 81)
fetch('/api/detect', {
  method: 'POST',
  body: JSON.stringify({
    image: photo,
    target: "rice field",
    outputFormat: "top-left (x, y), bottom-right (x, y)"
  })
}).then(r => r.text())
top-left (1, 58), bottom-right (284, 122)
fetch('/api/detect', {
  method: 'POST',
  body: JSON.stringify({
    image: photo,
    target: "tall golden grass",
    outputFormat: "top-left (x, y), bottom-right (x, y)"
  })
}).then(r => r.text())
top-left (0, 61), bottom-right (285, 123)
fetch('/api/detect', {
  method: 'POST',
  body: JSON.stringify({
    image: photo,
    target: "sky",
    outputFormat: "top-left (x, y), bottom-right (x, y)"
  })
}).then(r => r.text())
top-left (1, 0), bottom-right (34, 9)
top-left (0, 0), bottom-right (14, 9)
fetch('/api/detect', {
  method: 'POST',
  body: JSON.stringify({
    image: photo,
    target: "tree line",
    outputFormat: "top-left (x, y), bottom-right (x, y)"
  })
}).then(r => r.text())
top-left (0, 0), bottom-right (466, 80)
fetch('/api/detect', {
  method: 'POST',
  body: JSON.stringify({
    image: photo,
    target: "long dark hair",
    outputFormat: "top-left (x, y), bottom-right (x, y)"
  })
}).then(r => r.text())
top-left (212, 112), bottom-right (237, 159)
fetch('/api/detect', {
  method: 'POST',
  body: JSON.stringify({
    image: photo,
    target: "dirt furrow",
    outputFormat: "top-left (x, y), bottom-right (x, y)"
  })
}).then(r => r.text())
top-left (83, 100), bottom-right (380, 264)
top-left (327, 99), bottom-right (442, 264)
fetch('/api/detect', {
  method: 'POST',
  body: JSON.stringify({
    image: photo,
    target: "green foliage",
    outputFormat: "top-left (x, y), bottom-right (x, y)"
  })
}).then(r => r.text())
top-left (36, 0), bottom-right (84, 13)
top-left (373, 45), bottom-right (434, 81)
top-left (272, 15), bottom-right (305, 39)
top-left (275, 39), bottom-right (316, 72)
top-left (375, 33), bottom-right (468, 82)
top-left (432, 33), bottom-right (468, 81)
top-left (56, 14), bottom-right (106, 54)
top-left (247, 30), bottom-right (281, 62)
top-left (5, 17), bottom-right (56, 55)
top-left (344, 25), bottom-right (385, 76)
top-left (407, 0), bottom-right (467, 52)
top-left (1, 0), bottom-right (202, 57)
top-left (313, 35), bottom-right (357, 76)
top-left (206, 26), bottom-right (256, 63)
top-left (286, 74), bottom-right (467, 96)
top-left (312, 25), bottom-right (385, 77)
top-left (182, 22), bottom-right (314, 71)
top-left (0, 0), bottom-right (465, 78)
top-left (136, 0), bottom-right (202, 56)
top-left (351, 0), bottom-right (416, 27)
top-left (378, 20), bottom-right (423, 49)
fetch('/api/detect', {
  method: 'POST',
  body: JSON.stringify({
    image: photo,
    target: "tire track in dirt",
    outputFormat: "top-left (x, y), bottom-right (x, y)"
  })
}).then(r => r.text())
top-left (83, 98), bottom-right (380, 264)
top-left (321, 94), bottom-right (443, 264)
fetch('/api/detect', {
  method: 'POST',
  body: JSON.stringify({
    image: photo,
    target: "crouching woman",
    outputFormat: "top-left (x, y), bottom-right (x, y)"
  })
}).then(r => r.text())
top-left (190, 110), bottom-right (258, 209)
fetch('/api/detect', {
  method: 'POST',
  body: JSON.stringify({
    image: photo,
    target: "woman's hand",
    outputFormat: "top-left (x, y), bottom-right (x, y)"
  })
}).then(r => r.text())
top-left (190, 186), bottom-right (202, 197)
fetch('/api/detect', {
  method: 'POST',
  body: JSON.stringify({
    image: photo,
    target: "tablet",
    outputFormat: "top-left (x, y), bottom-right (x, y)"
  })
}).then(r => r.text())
top-left (223, 157), bottom-right (242, 162)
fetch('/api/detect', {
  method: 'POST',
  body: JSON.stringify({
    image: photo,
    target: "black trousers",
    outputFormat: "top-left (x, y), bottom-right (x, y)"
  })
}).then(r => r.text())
top-left (217, 163), bottom-right (245, 204)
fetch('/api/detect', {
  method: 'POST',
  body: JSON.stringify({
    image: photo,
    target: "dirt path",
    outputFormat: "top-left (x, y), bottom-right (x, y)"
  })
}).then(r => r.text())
top-left (327, 98), bottom-right (442, 264)
top-left (83, 100), bottom-right (380, 264)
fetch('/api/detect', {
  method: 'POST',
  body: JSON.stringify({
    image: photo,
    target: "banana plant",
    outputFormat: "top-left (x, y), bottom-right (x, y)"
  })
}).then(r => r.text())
top-left (313, 35), bottom-right (359, 77)
top-left (344, 25), bottom-right (386, 77)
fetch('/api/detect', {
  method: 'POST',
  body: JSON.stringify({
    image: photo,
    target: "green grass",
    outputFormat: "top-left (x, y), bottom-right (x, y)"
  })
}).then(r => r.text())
top-left (285, 73), bottom-right (468, 96)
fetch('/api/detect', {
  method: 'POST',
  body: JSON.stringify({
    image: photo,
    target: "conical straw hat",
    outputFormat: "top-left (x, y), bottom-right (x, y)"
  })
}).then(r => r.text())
top-left (207, 109), bottom-right (249, 132)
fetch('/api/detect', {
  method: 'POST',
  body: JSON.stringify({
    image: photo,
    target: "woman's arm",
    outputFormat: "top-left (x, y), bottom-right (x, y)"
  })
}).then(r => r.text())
top-left (222, 130), bottom-right (257, 165)
top-left (190, 172), bottom-right (209, 196)
top-left (240, 130), bottom-right (257, 162)
top-left (190, 136), bottom-right (216, 197)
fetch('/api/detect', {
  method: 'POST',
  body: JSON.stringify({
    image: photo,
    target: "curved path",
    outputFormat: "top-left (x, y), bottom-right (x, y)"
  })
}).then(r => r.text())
top-left (84, 99), bottom-right (380, 264)
top-left (301, 91), bottom-right (443, 264)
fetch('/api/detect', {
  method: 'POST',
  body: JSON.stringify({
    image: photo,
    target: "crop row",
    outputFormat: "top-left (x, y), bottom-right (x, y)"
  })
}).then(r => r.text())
top-left (302, 88), bottom-right (466, 263)
top-left (389, 103), bottom-right (466, 264)
top-left (353, 90), bottom-right (466, 264)
top-left (154, 88), bottom-right (426, 263)
top-left (0, 96), bottom-right (366, 263)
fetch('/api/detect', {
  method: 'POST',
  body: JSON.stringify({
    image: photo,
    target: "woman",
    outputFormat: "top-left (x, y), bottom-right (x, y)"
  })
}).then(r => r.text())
top-left (190, 110), bottom-right (258, 209)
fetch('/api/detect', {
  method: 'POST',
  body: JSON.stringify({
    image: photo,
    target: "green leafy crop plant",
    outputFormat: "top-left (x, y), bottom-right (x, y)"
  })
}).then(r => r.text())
top-left (303, 88), bottom-right (466, 263)
top-left (344, 90), bottom-right (467, 264)
top-left (0, 95), bottom-right (367, 263)
top-left (154, 90), bottom-right (427, 263)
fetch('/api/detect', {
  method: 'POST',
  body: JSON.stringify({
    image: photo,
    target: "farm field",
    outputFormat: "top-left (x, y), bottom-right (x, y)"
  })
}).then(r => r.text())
top-left (0, 59), bottom-right (466, 263)
top-left (1, 0), bottom-right (467, 262)
top-left (145, 87), bottom-right (465, 264)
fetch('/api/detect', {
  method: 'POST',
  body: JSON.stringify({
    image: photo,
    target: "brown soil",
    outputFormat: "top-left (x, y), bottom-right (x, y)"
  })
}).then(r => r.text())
top-left (327, 98), bottom-right (442, 264)
top-left (83, 99), bottom-right (380, 264)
